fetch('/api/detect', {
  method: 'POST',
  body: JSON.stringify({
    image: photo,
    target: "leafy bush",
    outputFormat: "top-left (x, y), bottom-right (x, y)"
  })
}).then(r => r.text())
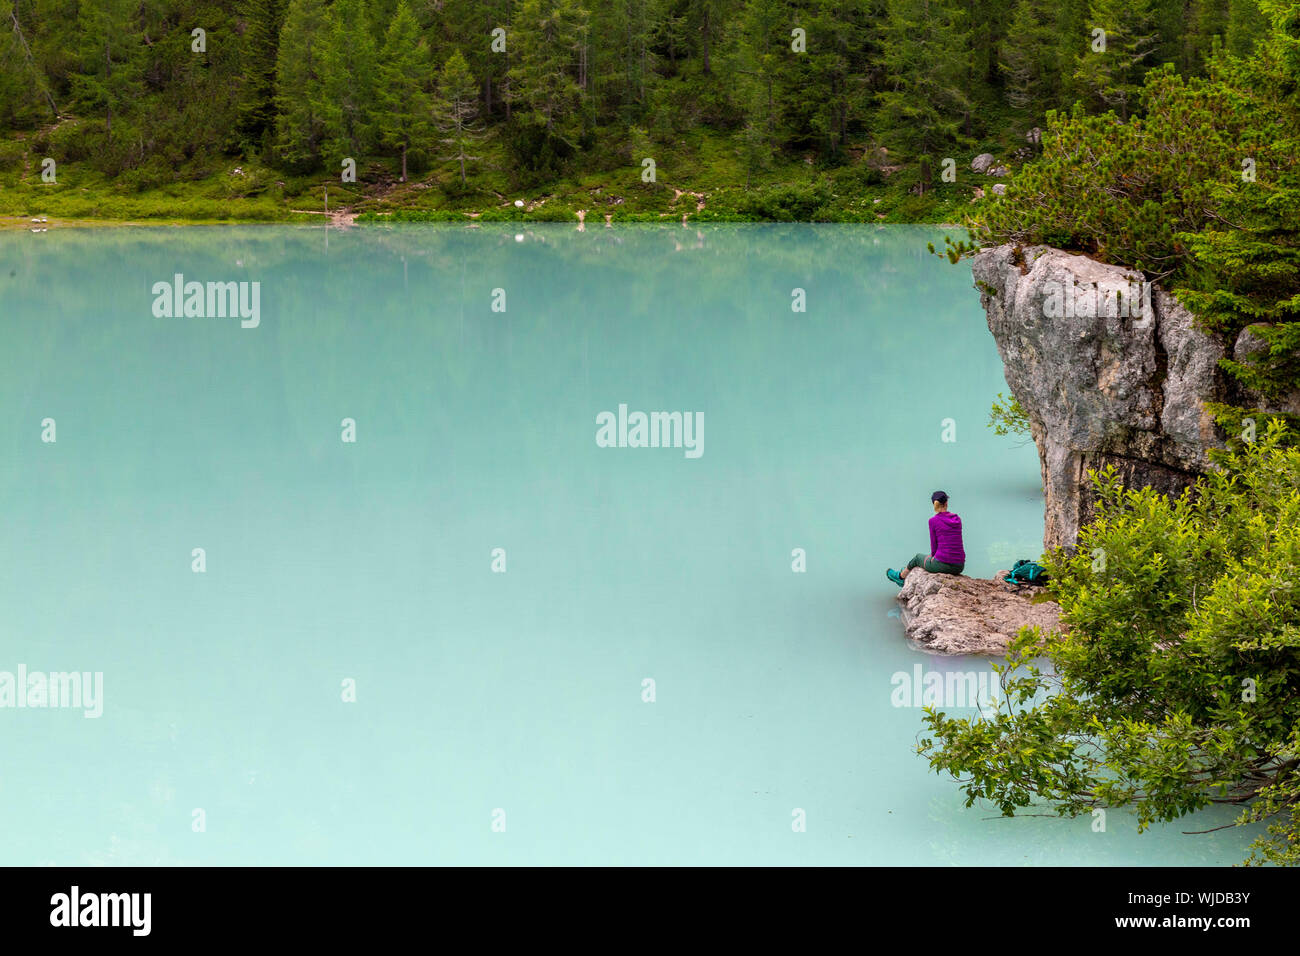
top-left (502, 119), bottom-right (574, 187)
top-left (405, 148), bottom-right (430, 177)
top-left (921, 420), bottom-right (1300, 865)
top-left (477, 206), bottom-right (526, 221)
top-left (0, 138), bottom-right (24, 174)
top-left (988, 391), bottom-right (1031, 439)
top-left (735, 180), bottom-right (834, 221)
top-left (358, 209), bottom-right (467, 222)
top-left (836, 162), bottom-right (884, 190)
top-left (525, 203), bottom-right (576, 222)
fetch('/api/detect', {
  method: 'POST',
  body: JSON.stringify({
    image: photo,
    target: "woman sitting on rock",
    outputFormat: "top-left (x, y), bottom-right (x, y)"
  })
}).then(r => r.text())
top-left (887, 491), bottom-right (965, 587)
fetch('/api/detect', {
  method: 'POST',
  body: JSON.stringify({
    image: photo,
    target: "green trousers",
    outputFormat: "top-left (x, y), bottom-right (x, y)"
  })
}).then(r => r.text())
top-left (907, 553), bottom-right (964, 575)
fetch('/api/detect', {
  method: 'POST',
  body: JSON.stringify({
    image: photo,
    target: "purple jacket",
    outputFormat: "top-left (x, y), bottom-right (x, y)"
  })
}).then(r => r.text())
top-left (929, 512), bottom-right (965, 565)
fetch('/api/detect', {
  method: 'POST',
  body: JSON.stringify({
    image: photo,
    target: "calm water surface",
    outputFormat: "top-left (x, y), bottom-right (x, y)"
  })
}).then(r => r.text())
top-left (0, 223), bottom-right (1257, 863)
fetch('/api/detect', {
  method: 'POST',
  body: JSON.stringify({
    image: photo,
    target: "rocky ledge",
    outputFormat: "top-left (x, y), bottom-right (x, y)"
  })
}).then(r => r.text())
top-left (897, 570), bottom-right (1061, 656)
top-left (972, 244), bottom-right (1300, 551)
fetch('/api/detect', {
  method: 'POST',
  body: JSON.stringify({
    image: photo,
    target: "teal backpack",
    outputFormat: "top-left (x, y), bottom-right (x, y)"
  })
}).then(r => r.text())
top-left (1005, 558), bottom-right (1049, 588)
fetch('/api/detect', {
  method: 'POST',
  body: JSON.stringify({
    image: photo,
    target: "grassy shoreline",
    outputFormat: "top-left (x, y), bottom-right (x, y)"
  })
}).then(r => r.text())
top-left (0, 211), bottom-right (971, 230)
top-left (1, 128), bottom-right (999, 229)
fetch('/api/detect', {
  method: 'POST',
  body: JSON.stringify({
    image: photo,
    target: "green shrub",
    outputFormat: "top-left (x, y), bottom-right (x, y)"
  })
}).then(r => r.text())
top-left (988, 391), bottom-right (1031, 439)
top-left (923, 420), bottom-right (1300, 865)
top-left (502, 119), bottom-right (573, 187)
top-left (359, 208), bottom-right (467, 222)
top-left (477, 206), bottom-right (526, 222)
top-left (405, 148), bottom-right (430, 177)
top-left (525, 203), bottom-right (576, 222)
top-left (735, 180), bottom-right (834, 221)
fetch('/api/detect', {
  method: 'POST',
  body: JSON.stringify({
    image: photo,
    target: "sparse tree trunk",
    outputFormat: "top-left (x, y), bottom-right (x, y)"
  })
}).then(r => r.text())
top-left (105, 39), bottom-right (112, 139)
top-left (702, 11), bottom-right (711, 75)
top-left (9, 10), bottom-right (59, 117)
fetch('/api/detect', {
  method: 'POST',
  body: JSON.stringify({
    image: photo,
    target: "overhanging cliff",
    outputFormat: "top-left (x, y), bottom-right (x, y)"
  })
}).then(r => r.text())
top-left (971, 244), bottom-right (1296, 551)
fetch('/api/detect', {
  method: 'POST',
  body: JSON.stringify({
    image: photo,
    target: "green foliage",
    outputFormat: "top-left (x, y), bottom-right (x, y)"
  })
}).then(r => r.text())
top-left (1000, 0), bottom-right (1062, 111)
top-left (433, 51), bottom-right (483, 186)
top-left (969, 0), bottom-right (1300, 404)
top-left (735, 180), bottom-right (834, 220)
top-left (920, 420), bottom-right (1300, 865)
top-left (988, 391), bottom-right (1031, 439)
top-left (508, 0), bottom-right (588, 143)
top-left (319, 0), bottom-right (376, 161)
top-left (502, 117), bottom-right (575, 187)
top-left (69, 0), bottom-right (141, 142)
top-left (274, 0), bottom-right (329, 170)
top-left (376, 2), bottom-right (431, 182)
top-left (0, 0), bottom-right (1271, 220)
top-left (236, 0), bottom-right (288, 153)
top-left (876, 0), bottom-right (972, 175)
top-left (1072, 0), bottom-right (1160, 120)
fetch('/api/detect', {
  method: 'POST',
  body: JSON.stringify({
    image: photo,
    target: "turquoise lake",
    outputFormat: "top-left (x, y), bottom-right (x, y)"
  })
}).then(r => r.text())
top-left (0, 223), bottom-right (1258, 864)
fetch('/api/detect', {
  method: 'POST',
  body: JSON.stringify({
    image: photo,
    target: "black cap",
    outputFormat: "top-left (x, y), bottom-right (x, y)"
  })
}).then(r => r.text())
top-left (931, 490), bottom-right (948, 504)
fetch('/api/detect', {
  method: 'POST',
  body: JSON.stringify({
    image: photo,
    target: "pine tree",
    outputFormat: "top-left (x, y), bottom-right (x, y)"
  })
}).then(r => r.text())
top-left (237, 0), bottom-right (288, 151)
top-left (1, 1), bottom-right (58, 125)
top-left (968, 0), bottom-right (1012, 86)
top-left (274, 0), bottom-right (329, 169)
top-left (376, 1), bottom-right (431, 181)
top-left (70, 0), bottom-right (141, 142)
top-left (1177, 0), bottom-right (1300, 402)
top-left (618, 0), bottom-right (656, 114)
top-left (876, 0), bottom-right (972, 186)
top-left (1000, 0), bottom-right (1060, 113)
top-left (1072, 0), bottom-right (1160, 119)
top-left (687, 0), bottom-right (734, 77)
top-left (1052, 0), bottom-right (1091, 104)
top-left (787, 0), bottom-right (876, 158)
top-left (433, 50), bottom-right (484, 184)
top-left (1186, 0), bottom-right (1229, 74)
top-left (319, 0), bottom-right (377, 162)
top-left (733, 0), bottom-right (792, 157)
top-left (1226, 0), bottom-right (1269, 56)
top-left (443, 0), bottom-right (513, 118)
top-left (508, 0), bottom-right (587, 140)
